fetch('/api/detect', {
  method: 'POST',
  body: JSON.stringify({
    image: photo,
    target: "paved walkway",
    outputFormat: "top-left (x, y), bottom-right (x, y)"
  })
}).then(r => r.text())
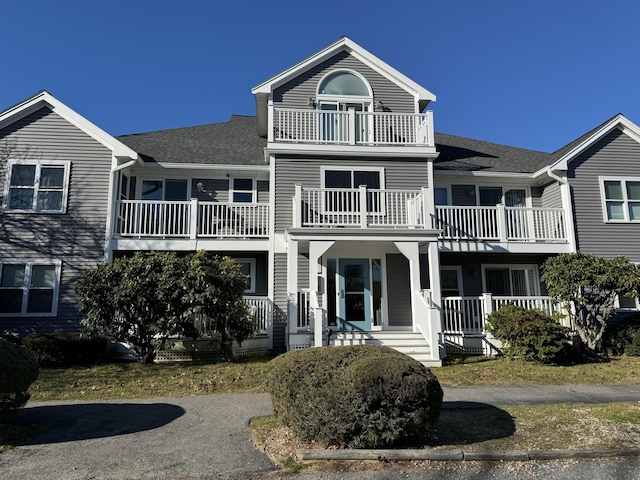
top-left (1, 384), bottom-right (639, 480)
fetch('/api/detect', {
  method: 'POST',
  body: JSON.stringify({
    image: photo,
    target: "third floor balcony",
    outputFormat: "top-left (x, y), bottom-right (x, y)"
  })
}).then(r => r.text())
top-left (269, 106), bottom-right (435, 148)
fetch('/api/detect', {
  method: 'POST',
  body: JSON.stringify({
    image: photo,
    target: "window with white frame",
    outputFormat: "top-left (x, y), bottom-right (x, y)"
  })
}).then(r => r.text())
top-left (230, 178), bottom-right (255, 203)
top-left (600, 178), bottom-right (640, 222)
top-left (322, 167), bottom-right (384, 213)
top-left (236, 258), bottom-right (256, 293)
top-left (482, 264), bottom-right (539, 296)
top-left (0, 260), bottom-right (61, 316)
top-left (4, 161), bottom-right (70, 212)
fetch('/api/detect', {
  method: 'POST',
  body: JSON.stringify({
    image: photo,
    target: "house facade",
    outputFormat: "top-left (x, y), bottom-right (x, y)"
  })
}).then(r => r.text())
top-left (1, 38), bottom-right (635, 363)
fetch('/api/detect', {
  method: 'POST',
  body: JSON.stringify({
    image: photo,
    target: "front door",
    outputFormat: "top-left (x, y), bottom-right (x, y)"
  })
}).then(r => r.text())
top-left (338, 258), bottom-right (371, 331)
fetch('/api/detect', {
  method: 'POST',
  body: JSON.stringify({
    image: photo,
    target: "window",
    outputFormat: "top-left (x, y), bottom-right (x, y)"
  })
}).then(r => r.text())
top-left (140, 179), bottom-right (188, 201)
top-left (0, 261), bottom-right (61, 316)
top-left (236, 258), bottom-right (256, 293)
top-left (230, 178), bottom-right (255, 203)
top-left (600, 178), bottom-right (640, 222)
top-left (322, 167), bottom-right (384, 213)
top-left (434, 187), bottom-right (448, 206)
top-left (4, 161), bottom-right (69, 212)
top-left (440, 266), bottom-right (463, 297)
top-left (482, 265), bottom-right (539, 296)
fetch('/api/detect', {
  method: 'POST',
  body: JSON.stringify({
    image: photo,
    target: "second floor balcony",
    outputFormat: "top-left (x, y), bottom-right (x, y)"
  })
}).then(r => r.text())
top-left (114, 199), bottom-right (269, 239)
top-left (434, 205), bottom-right (568, 243)
top-left (270, 107), bottom-right (435, 147)
top-left (293, 186), bottom-right (428, 229)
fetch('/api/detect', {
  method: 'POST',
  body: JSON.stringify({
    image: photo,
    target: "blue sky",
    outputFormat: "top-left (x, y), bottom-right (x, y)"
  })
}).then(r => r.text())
top-left (3, 0), bottom-right (639, 152)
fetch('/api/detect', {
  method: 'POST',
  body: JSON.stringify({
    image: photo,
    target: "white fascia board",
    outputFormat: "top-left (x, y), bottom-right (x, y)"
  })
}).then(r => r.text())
top-left (252, 37), bottom-right (436, 103)
top-left (549, 114), bottom-right (640, 172)
top-left (434, 170), bottom-right (535, 179)
top-left (138, 162), bottom-right (270, 172)
top-left (0, 91), bottom-right (138, 160)
top-left (266, 143), bottom-right (438, 159)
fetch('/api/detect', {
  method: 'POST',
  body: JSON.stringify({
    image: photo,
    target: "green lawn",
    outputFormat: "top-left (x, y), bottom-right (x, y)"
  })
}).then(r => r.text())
top-left (26, 354), bottom-right (640, 402)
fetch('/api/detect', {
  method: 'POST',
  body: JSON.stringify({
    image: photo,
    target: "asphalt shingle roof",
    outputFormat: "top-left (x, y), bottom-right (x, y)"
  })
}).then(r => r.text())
top-left (433, 132), bottom-right (552, 174)
top-left (117, 115), bottom-right (564, 174)
top-left (116, 115), bottom-right (267, 166)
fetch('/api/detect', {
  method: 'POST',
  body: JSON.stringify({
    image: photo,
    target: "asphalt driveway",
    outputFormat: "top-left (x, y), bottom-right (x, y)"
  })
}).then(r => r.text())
top-left (0, 394), bottom-right (277, 480)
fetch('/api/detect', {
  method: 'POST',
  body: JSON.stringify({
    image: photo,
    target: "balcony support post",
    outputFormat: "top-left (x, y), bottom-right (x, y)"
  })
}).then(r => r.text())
top-left (189, 198), bottom-right (198, 240)
top-left (294, 185), bottom-right (302, 228)
top-left (497, 203), bottom-right (507, 242)
top-left (359, 185), bottom-right (368, 228)
top-left (348, 107), bottom-right (356, 145)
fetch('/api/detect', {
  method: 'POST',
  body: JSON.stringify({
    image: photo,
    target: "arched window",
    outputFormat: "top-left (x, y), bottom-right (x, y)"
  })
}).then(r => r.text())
top-left (318, 71), bottom-right (370, 96)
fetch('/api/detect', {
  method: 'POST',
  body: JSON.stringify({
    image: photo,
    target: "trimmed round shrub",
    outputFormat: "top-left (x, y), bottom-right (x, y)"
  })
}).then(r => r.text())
top-left (602, 315), bottom-right (640, 356)
top-left (268, 345), bottom-right (443, 448)
top-left (23, 333), bottom-right (107, 367)
top-left (486, 304), bottom-right (570, 363)
top-left (0, 339), bottom-right (39, 418)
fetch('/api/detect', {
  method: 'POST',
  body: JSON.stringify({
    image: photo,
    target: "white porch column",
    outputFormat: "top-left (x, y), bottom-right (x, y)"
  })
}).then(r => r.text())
top-left (287, 238), bottom-right (299, 338)
top-left (427, 241), bottom-right (444, 360)
top-left (394, 242), bottom-right (421, 333)
top-left (309, 241), bottom-right (335, 347)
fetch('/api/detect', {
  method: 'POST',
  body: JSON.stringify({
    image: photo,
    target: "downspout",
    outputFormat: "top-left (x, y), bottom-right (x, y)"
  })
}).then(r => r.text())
top-left (104, 158), bottom-right (139, 263)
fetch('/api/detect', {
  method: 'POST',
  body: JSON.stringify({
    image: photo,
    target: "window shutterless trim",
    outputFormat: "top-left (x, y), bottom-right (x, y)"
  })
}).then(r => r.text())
top-left (3, 160), bottom-right (70, 213)
top-left (235, 258), bottom-right (256, 294)
top-left (229, 177), bottom-right (257, 204)
top-left (598, 176), bottom-right (640, 223)
top-left (0, 259), bottom-right (61, 317)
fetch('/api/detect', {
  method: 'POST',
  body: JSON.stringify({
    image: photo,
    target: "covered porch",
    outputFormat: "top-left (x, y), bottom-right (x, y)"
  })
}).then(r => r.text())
top-left (285, 230), bottom-right (443, 365)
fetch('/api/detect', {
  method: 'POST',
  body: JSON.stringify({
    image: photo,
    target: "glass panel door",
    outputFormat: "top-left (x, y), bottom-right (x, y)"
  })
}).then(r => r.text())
top-left (338, 258), bottom-right (371, 331)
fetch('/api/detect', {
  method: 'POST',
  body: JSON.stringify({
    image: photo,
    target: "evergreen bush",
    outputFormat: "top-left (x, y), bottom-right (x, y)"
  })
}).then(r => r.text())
top-left (601, 315), bottom-right (640, 356)
top-left (23, 333), bottom-right (107, 367)
top-left (486, 304), bottom-right (570, 363)
top-left (268, 345), bottom-right (442, 448)
top-left (0, 339), bottom-right (39, 418)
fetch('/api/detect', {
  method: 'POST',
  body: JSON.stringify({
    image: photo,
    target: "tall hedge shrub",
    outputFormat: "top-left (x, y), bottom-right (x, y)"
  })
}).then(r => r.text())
top-left (0, 339), bottom-right (39, 418)
top-left (268, 345), bottom-right (443, 448)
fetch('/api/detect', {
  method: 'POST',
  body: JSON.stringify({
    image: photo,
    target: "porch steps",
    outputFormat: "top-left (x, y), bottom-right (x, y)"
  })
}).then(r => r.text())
top-left (329, 331), bottom-right (439, 366)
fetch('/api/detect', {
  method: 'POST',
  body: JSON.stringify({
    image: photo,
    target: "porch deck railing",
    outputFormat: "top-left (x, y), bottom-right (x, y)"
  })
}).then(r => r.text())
top-left (442, 294), bottom-right (566, 334)
top-left (271, 107), bottom-right (435, 147)
top-left (194, 296), bottom-right (272, 336)
top-left (294, 186), bottom-right (427, 229)
top-left (434, 205), bottom-right (567, 242)
top-left (115, 199), bottom-right (269, 239)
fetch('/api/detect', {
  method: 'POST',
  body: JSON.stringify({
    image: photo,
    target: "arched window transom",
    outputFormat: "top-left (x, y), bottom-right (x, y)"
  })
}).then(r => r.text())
top-left (318, 71), bottom-right (370, 96)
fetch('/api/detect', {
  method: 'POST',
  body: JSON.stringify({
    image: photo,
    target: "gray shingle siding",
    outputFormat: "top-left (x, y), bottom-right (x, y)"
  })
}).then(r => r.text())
top-left (0, 107), bottom-right (112, 336)
top-left (273, 51), bottom-right (415, 113)
top-left (569, 129), bottom-right (640, 261)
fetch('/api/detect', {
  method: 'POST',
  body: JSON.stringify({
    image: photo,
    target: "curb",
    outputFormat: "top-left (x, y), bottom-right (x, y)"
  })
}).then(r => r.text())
top-left (297, 447), bottom-right (640, 462)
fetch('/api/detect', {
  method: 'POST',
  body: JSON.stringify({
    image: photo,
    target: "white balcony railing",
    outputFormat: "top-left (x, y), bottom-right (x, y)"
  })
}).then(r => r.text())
top-left (442, 294), bottom-right (566, 334)
top-left (115, 200), bottom-right (269, 239)
top-left (271, 107), bottom-right (434, 147)
top-left (294, 186), bottom-right (428, 229)
top-left (434, 205), bottom-right (567, 242)
top-left (193, 296), bottom-right (272, 336)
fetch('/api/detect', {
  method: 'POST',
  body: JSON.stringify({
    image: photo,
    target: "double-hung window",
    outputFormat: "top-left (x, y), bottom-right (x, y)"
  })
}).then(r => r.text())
top-left (600, 177), bottom-right (640, 222)
top-left (0, 260), bottom-right (61, 316)
top-left (230, 178), bottom-right (255, 203)
top-left (4, 161), bottom-right (70, 213)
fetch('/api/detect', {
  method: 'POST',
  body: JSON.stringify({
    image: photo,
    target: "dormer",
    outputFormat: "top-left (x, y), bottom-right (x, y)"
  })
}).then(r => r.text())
top-left (252, 37), bottom-right (437, 152)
